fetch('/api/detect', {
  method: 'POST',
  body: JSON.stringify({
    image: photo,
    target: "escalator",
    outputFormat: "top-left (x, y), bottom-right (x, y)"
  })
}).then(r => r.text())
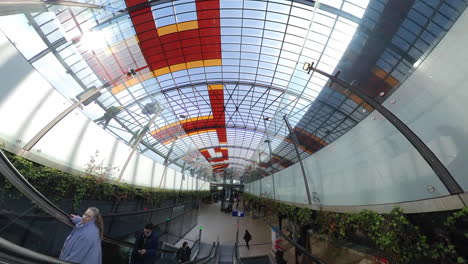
top-left (184, 241), bottom-right (219, 264)
top-left (0, 150), bottom-right (194, 263)
top-left (218, 244), bottom-right (234, 264)
top-left (238, 256), bottom-right (272, 264)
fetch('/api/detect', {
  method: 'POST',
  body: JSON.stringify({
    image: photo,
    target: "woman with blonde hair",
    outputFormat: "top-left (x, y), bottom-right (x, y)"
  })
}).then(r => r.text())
top-left (59, 207), bottom-right (103, 264)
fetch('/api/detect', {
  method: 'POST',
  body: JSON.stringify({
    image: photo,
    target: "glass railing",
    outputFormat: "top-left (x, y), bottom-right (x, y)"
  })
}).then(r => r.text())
top-left (0, 237), bottom-right (73, 264)
top-left (0, 150), bottom-right (200, 263)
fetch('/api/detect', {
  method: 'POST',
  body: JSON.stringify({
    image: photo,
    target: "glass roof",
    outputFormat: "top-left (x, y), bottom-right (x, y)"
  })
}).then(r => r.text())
top-left (2, 0), bottom-right (466, 180)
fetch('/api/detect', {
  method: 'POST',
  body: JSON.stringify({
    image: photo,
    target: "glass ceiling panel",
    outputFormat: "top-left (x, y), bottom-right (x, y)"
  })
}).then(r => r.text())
top-left (2, 0), bottom-right (466, 179)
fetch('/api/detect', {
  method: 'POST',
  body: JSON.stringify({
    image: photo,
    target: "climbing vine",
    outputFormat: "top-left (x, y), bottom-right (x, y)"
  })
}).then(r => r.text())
top-left (243, 193), bottom-right (467, 264)
top-left (0, 151), bottom-right (210, 210)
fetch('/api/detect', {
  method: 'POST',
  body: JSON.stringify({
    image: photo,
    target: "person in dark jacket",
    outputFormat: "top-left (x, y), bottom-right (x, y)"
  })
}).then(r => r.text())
top-left (275, 249), bottom-right (287, 264)
top-left (59, 207), bottom-right (103, 264)
top-left (131, 223), bottom-right (158, 264)
top-left (176, 241), bottom-right (191, 263)
top-left (243, 230), bottom-right (252, 250)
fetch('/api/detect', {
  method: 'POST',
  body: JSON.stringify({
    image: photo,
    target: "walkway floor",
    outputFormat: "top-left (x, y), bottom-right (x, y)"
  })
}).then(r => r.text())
top-left (177, 201), bottom-right (273, 259)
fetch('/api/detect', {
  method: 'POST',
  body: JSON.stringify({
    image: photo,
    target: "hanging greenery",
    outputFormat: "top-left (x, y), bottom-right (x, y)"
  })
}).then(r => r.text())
top-left (0, 151), bottom-right (210, 210)
top-left (243, 193), bottom-right (467, 264)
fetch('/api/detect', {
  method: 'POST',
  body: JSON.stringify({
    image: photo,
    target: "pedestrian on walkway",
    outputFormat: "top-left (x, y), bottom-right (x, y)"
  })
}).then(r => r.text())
top-left (275, 249), bottom-right (287, 264)
top-left (243, 230), bottom-right (252, 250)
top-left (59, 207), bottom-right (103, 264)
top-left (176, 241), bottom-right (191, 263)
top-left (131, 223), bottom-right (158, 264)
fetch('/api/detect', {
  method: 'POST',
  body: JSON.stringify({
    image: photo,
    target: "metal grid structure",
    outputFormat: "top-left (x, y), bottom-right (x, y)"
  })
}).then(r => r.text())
top-left (2, 0), bottom-right (466, 181)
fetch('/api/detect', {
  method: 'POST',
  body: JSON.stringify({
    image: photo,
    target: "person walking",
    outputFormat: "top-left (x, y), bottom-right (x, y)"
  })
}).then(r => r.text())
top-left (59, 207), bottom-right (103, 264)
top-left (176, 241), bottom-right (191, 263)
top-left (243, 230), bottom-right (252, 250)
top-left (131, 223), bottom-right (159, 264)
top-left (275, 249), bottom-right (287, 264)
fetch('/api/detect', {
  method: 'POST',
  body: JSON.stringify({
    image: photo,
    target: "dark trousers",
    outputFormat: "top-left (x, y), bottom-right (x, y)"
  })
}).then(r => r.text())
top-left (245, 240), bottom-right (250, 250)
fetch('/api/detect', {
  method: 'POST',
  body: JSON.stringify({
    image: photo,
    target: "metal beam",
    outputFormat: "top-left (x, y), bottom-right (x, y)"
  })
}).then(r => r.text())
top-left (284, 115), bottom-right (313, 205)
top-left (25, 15), bottom-right (184, 171)
top-left (158, 124), bottom-right (184, 188)
top-left (117, 111), bottom-right (160, 181)
top-left (263, 118), bottom-right (276, 201)
top-left (305, 64), bottom-right (463, 194)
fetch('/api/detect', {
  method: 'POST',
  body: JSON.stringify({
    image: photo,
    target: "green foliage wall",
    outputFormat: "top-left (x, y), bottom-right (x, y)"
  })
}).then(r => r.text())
top-left (243, 193), bottom-right (467, 264)
top-left (0, 151), bottom-right (210, 210)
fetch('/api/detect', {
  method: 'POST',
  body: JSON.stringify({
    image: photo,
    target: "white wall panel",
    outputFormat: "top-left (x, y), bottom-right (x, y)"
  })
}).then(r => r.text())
top-left (274, 165), bottom-right (309, 204)
top-left (383, 9), bottom-right (468, 190)
top-left (259, 176), bottom-right (273, 199)
top-left (0, 32), bottom-right (70, 148)
top-left (0, 30), bottom-right (200, 190)
top-left (246, 9), bottom-right (468, 206)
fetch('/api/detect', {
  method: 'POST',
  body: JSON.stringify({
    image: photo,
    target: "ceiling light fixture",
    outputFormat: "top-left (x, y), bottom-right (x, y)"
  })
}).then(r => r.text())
top-left (302, 62), bottom-right (314, 74)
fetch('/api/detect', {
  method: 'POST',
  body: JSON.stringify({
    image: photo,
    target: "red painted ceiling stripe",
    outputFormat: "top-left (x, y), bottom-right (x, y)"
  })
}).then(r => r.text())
top-left (124, 0), bottom-right (228, 166)
top-left (125, 0), bottom-right (222, 74)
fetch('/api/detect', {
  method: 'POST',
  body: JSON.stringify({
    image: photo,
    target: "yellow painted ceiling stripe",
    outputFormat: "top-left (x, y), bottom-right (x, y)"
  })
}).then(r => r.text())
top-left (111, 70), bottom-right (155, 94)
top-left (208, 84), bottom-right (223, 90)
top-left (177, 20), bottom-right (199, 32)
top-left (158, 21), bottom-right (199, 37)
top-left (157, 24), bottom-right (178, 36)
top-left (162, 129), bottom-right (217, 144)
top-left (203, 59), bottom-right (222, 67)
top-left (113, 59), bottom-right (222, 94)
top-left (151, 115), bottom-right (214, 135)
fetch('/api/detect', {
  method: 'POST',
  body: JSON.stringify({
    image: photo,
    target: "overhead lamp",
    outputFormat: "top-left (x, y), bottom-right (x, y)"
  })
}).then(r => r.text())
top-left (303, 62), bottom-right (314, 74)
top-left (127, 68), bottom-right (137, 77)
top-left (179, 114), bottom-right (187, 119)
top-left (264, 139), bottom-right (271, 143)
top-left (76, 86), bottom-right (101, 106)
top-left (142, 102), bottom-right (161, 115)
top-left (263, 116), bottom-right (272, 121)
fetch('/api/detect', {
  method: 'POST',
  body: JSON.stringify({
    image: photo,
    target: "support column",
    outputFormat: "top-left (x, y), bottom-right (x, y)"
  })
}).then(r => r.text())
top-left (264, 138), bottom-right (276, 201)
top-left (179, 162), bottom-right (186, 190)
top-left (283, 115), bottom-right (313, 205)
top-left (20, 82), bottom-right (115, 155)
top-left (117, 111), bottom-right (160, 181)
top-left (158, 124), bottom-right (184, 188)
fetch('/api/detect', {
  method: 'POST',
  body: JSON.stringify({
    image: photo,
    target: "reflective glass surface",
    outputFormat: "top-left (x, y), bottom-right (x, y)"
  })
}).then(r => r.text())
top-left (1, 0), bottom-right (466, 180)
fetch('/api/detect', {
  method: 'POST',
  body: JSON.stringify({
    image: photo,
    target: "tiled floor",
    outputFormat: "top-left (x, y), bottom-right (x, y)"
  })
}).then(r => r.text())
top-left (177, 200), bottom-right (274, 259)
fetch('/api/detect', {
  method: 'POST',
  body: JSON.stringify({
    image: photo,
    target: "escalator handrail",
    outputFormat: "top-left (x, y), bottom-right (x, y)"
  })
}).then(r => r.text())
top-left (206, 241), bottom-right (220, 264)
top-left (196, 242), bottom-right (219, 264)
top-left (189, 238), bottom-right (201, 261)
top-left (185, 241), bottom-right (216, 264)
top-left (0, 150), bottom-right (133, 248)
top-left (267, 223), bottom-right (326, 264)
top-left (102, 202), bottom-right (192, 217)
top-left (233, 242), bottom-right (242, 264)
top-left (0, 237), bottom-right (74, 264)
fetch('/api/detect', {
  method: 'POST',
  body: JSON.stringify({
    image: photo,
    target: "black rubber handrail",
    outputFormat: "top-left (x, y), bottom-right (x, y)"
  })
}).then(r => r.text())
top-left (266, 223), bottom-right (326, 264)
top-left (0, 150), bottom-right (133, 248)
top-left (0, 203), bottom-right (190, 219)
top-left (190, 238), bottom-right (201, 261)
top-left (185, 241), bottom-right (216, 264)
top-left (0, 237), bottom-right (74, 264)
top-left (101, 202), bottom-right (192, 217)
top-left (196, 242), bottom-right (219, 264)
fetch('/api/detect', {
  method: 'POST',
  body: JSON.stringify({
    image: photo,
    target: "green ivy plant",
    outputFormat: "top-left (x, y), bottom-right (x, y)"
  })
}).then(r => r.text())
top-left (244, 193), bottom-right (467, 264)
top-left (1, 151), bottom-right (211, 211)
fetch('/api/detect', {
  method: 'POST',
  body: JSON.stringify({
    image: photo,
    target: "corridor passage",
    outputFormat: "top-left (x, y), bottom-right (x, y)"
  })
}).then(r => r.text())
top-left (179, 201), bottom-right (273, 259)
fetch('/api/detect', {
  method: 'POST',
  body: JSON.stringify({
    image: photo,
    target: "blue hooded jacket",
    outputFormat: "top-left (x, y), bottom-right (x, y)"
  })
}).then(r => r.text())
top-left (59, 216), bottom-right (102, 264)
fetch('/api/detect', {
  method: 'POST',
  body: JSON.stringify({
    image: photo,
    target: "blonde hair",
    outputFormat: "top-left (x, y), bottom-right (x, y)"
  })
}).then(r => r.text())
top-left (88, 207), bottom-right (104, 239)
